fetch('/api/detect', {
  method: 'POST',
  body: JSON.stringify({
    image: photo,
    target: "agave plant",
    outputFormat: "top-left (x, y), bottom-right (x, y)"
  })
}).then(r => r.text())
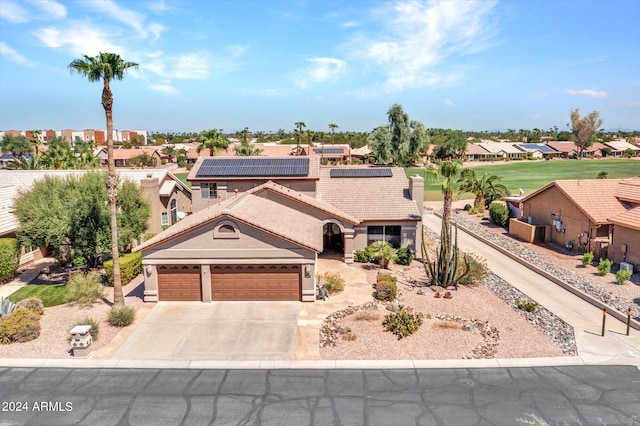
top-left (0, 296), bottom-right (17, 317)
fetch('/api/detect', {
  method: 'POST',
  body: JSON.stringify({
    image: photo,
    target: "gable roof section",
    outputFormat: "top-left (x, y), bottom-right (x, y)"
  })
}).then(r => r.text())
top-left (466, 143), bottom-right (491, 155)
top-left (476, 142), bottom-right (523, 154)
top-left (317, 167), bottom-right (421, 221)
top-left (133, 192), bottom-right (323, 253)
top-left (249, 181), bottom-right (359, 225)
top-left (614, 178), bottom-right (640, 204)
top-left (609, 206), bottom-right (640, 231)
top-left (545, 142), bottom-right (576, 153)
top-left (518, 143), bottom-right (555, 153)
top-left (604, 140), bottom-right (640, 152)
top-left (521, 179), bottom-right (630, 224)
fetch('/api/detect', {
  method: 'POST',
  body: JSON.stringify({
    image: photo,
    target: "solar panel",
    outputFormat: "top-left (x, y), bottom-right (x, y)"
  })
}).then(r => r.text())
top-left (195, 157), bottom-right (309, 178)
top-left (312, 148), bottom-right (344, 154)
top-left (330, 168), bottom-right (393, 178)
top-left (520, 144), bottom-right (555, 153)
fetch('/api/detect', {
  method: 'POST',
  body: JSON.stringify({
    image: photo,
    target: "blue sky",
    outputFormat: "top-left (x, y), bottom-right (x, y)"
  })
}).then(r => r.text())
top-left (1, 0), bottom-right (639, 134)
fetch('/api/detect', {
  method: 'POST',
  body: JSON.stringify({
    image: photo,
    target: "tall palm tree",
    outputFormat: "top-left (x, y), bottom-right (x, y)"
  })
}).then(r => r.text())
top-left (294, 122), bottom-right (306, 155)
top-left (457, 169), bottom-right (509, 210)
top-left (28, 130), bottom-right (42, 155)
top-left (235, 141), bottom-right (262, 156)
top-left (426, 160), bottom-right (462, 231)
top-left (196, 129), bottom-right (229, 156)
top-left (328, 123), bottom-right (338, 145)
top-left (69, 52), bottom-right (138, 305)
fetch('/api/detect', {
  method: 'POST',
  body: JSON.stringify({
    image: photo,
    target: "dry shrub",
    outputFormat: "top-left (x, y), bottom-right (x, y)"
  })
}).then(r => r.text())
top-left (354, 310), bottom-right (380, 322)
top-left (0, 307), bottom-right (41, 344)
top-left (342, 332), bottom-right (357, 341)
top-left (432, 320), bottom-right (462, 330)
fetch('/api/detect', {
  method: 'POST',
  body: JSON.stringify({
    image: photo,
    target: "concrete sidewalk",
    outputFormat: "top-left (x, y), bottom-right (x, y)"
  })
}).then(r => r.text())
top-left (423, 213), bottom-right (640, 366)
top-left (0, 257), bottom-right (56, 299)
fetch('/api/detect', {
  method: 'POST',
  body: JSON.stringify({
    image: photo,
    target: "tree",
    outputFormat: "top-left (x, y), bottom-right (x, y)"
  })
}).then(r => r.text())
top-left (294, 122), bottom-right (306, 155)
top-left (14, 172), bottom-right (149, 267)
top-left (40, 144), bottom-right (75, 170)
top-left (1, 134), bottom-right (33, 156)
top-left (129, 153), bottom-right (156, 168)
top-left (426, 160), bottom-right (462, 229)
top-left (368, 241), bottom-right (395, 269)
top-left (196, 129), bottom-right (229, 156)
top-left (328, 123), bottom-right (338, 145)
top-left (570, 108), bottom-right (603, 160)
top-left (161, 144), bottom-right (177, 163)
top-left (69, 52), bottom-right (139, 305)
top-left (6, 155), bottom-right (44, 170)
top-left (457, 169), bottom-right (509, 209)
top-left (367, 126), bottom-right (392, 163)
top-left (28, 130), bottom-right (42, 154)
top-left (235, 141), bottom-right (262, 156)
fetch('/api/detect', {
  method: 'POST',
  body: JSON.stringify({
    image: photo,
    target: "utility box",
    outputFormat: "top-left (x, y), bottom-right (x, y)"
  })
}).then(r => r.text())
top-left (620, 262), bottom-right (635, 273)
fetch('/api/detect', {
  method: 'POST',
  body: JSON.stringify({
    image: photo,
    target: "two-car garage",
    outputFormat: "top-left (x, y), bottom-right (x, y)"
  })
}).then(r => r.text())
top-left (157, 264), bottom-right (302, 302)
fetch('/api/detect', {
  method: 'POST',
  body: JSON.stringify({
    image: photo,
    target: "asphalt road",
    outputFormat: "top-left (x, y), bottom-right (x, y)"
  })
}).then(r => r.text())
top-left (0, 366), bottom-right (638, 425)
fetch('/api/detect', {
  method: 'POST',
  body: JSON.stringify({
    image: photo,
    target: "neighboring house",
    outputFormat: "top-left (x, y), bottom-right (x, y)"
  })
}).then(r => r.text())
top-left (465, 143), bottom-right (492, 161)
top-left (0, 169), bottom-right (191, 266)
top-left (603, 140), bottom-right (640, 157)
top-left (95, 148), bottom-right (162, 167)
top-left (476, 141), bottom-right (525, 159)
top-left (544, 142), bottom-right (577, 158)
top-left (514, 178), bottom-right (640, 267)
top-left (0, 153), bottom-right (34, 168)
top-left (133, 156), bottom-right (423, 303)
top-left (516, 143), bottom-right (557, 159)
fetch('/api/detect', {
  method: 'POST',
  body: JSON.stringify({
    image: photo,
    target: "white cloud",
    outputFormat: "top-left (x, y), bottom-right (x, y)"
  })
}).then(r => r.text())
top-left (295, 57), bottom-right (347, 88)
top-left (148, 83), bottom-right (179, 95)
top-left (0, 42), bottom-right (35, 67)
top-left (342, 21), bottom-right (359, 28)
top-left (350, 0), bottom-right (498, 92)
top-left (147, 0), bottom-right (169, 13)
top-left (27, 0), bottom-right (67, 19)
top-left (145, 52), bottom-right (210, 80)
top-left (33, 22), bottom-right (123, 56)
top-left (0, 1), bottom-right (30, 23)
top-left (565, 89), bottom-right (608, 98)
top-left (444, 98), bottom-right (454, 107)
top-left (79, 0), bottom-right (163, 40)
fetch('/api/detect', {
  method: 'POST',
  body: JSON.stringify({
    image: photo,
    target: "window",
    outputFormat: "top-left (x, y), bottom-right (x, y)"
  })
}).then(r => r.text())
top-left (170, 199), bottom-right (177, 224)
top-left (161, 212), bottom-right (169, 226)
top-left (201, 183), bottom-right (217, 199)
top-left (367, 225), bottom-right (402, 248)
top-left (213, 220), bottom-right (239, 239)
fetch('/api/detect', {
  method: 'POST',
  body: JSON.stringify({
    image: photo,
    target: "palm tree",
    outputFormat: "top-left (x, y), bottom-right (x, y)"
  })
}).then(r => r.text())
top-left (368, 241), bottom-right (395, 269)
top-left (235, 141), bottom-right (262, 156)
top-left (69, 52), bottom-right (138, 305)
top-left (328, 123), bottom-right (338, 145)
top-left (306, 129), bottom-right (314, 148)
top-left (6, 154), bottom-right (44, 170)
top-left (426, 160), bottom-right (462, 230)
top-left (294, 122), bottom-right (306, 155)
top-left (318, 131), bottom-right (327, 162)
top-left (161, 144), bottom-right (177, 163)
top-left (238, 127), bottom-right (251, 144)
top-left (196, 129), bottom-right (229, 156)
top-left (28, 130), bottom-right (42, 155)
top-left (457, 169), bottom-right (509, 210)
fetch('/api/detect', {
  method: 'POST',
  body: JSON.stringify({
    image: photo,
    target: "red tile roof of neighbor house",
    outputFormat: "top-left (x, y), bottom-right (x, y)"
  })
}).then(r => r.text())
top-left (249, 181), bottom-right (360, 225)
top-left (609, 206), bottom-right (640, 231)
top-left (544, 142), bottom-right (576, 153)
top-left (109, 148), bottom-right (160, 160)
top-left (466, 143), bottom-right (491, 155)
top-left (521, 178), bottom-right (640, 225)
top-left (133, 189), bottom-right (324, 253)
top-left (317, 166), bottom-right (421, 221)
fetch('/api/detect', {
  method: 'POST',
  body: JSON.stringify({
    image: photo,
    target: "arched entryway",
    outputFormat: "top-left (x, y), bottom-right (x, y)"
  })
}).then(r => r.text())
top-left (323, 222), bottom-right (343, 254)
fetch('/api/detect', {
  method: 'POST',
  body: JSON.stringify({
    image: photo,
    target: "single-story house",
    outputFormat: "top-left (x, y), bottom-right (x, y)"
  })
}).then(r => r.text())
top-left (476, 141), bottom-right (525, 159)
top-left (603, 140), bottom-right (640, 157)
top-left (0, 169), bottom-right (191, 266)
top-left (465, 143), bottom-right (492, 161)
top-left (96, 148), bottom-right (163, 167)
top-left (514, 178), bottom-right (640, 267)
top-left (544, 142), bottom-right (576, 158)
top-left (133, 156), bottom-right (424, 302)
top-left (516, 143), bottom-right (556, 159)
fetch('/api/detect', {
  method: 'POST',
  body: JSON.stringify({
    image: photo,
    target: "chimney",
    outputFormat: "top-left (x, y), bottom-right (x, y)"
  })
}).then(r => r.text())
top-left (409, 174), bottom-right (424, 216)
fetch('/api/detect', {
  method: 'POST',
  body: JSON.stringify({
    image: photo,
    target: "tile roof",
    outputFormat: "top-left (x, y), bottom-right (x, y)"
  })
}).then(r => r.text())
top-left (521, 178), bottom-right (640, 224)
top-left (614, 178), bottom-right (640, 204)
top-left (101, 148), bottom-right (160, 160)
top-left (317, 166), bottom-right (421, 221)
top-left (466, 143), bottom-right (491, 155)
top-left (609, 206), bottom-right (640, 231)
top-left (133, 191), bottom-right (323, 253)
top-left (249, 181), bottom-right (359, 225)
top-left (545, 142), bottom-right (576, 153)
top-left (603, 140), bottom-right (640, 151)
top-left (476, 142), bottom-right (523, 154)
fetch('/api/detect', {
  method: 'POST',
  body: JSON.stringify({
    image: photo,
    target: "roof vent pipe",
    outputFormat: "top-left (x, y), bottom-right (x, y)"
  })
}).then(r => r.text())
top-left (235, 189), bottom-right (238, 198)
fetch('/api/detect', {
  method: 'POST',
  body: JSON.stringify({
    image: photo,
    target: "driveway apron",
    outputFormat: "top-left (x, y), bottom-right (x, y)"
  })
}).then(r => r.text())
top-left (114, 301), bottom-right (301, 360)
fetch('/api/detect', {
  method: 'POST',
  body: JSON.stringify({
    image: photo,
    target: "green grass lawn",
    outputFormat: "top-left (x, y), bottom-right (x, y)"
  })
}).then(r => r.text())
top-left (8, 285), bottom-right (69, 307)
top-left (174, 172), bottom-right (191, 188)
top-left (406, 159), bottom-right (640, 201)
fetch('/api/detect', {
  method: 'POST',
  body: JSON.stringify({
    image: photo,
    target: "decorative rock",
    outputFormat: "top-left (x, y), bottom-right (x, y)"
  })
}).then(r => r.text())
top-left (417, 287), bottom-right (431, 295)
top-left (386, 302), bottom-right (399, 312)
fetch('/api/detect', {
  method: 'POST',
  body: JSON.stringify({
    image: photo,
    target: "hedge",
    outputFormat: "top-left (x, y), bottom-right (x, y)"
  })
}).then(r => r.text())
top-left (0, 238), bottom-right (20, 282)
top-left (104, 252), bottom-right (142, 286)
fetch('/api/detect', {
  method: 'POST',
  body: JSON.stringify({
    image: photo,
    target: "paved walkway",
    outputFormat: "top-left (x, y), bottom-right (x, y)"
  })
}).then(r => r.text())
top-left (0, 257), bottom-right (56, 299)
top-left (423, 213), bottom-right (640, 365)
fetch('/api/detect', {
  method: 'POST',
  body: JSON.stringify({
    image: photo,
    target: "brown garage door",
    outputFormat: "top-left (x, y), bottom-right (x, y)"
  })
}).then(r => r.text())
top-left (157, 265), bottom-right (202, 301)
top-left (211, 264), bottom-right (301, 301)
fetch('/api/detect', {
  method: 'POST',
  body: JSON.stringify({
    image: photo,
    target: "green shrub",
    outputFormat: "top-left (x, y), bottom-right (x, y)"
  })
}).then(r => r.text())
top-left (0, 307), bottom-right (41, 344)
top-left (395, 248), bottom-right (413, 265)
top-left (104, 252), bottom-right (142, 286)
top-left (469, 206), bottom-right (484, 215)
top-left (616, 269), bottom-right (632, 285)
top-left (375, 272), bottom-right (398, 301)
top-left (597, 258), bottom-right (613, 276)
top-left (516, 299), bottom-right (540, 313)
top-left (15, 297), bottom-right (44, 315)
top-left (580, 252), bottom-right (594, 266)
top-left (0, 238), bottom-right (20, 282)
top-left (73, 318), bottom-right (100, 338)
top-left (66, 271), bottom-right (105, 306)
top-left (489, 203), bottom-right (509, 227)
top-left (353, 249), bottom-right (371, 263)
top-left (383, 305), bottom-right (423, 339)
top-left (321, 271), bottom-right (345, 294)
top-left (463, 204), bottom-right (472, 211)
top-left (72, 256), bottom-right (85, 268)
top-left (108, 305), bottom-right (136, 327)
top-left (458, 253), bottom-right (488, 285)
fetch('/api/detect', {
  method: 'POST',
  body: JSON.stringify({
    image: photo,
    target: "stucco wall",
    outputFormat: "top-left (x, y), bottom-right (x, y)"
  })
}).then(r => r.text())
top-left (522, 186), bottom-right (594, 247)
top-left (610, 225), bottom-right (640, 271)
top-left (509, 218), bottom-right (537, 243)
top-left (352, 221), bottom-right (420, 254)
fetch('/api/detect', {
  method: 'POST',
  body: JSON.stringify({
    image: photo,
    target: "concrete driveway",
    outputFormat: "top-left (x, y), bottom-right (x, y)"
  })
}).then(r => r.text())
top-left (114, 301), bottom-right (301, 361)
